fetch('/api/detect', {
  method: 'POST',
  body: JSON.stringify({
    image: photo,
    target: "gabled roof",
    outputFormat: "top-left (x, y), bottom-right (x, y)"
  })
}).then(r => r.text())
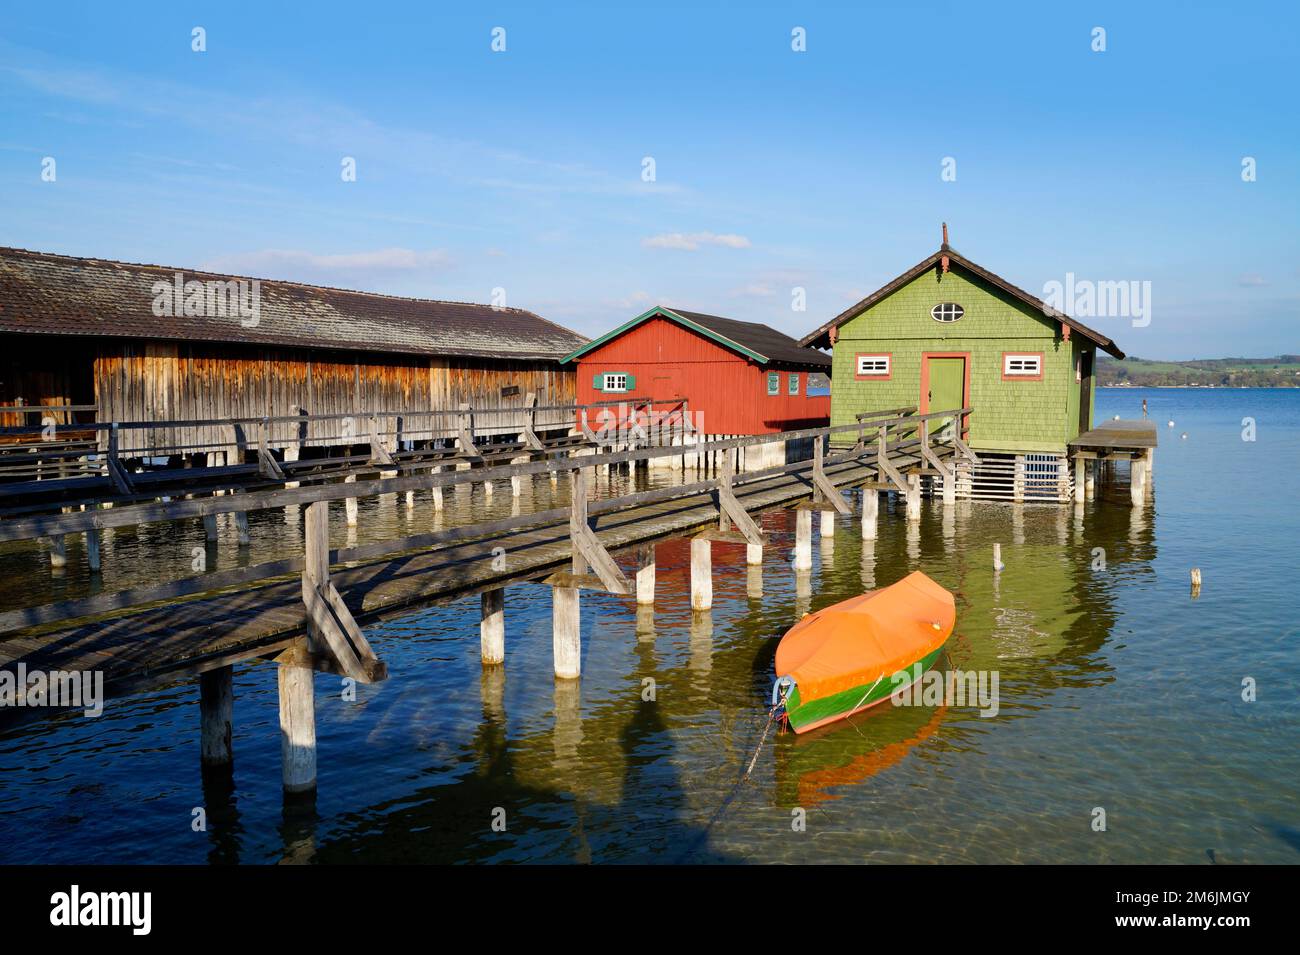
top-left (0, 246), bottom-right (587, 361)
top-left (797, 246), bottom-right (1125, 359)
top-left (561, 305), bottom-right (832, 368)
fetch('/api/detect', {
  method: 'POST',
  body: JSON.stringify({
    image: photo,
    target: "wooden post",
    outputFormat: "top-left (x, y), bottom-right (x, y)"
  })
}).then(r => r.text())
top-left (820, 510), bottom-right (835, 537)
top-left (1074, 457), bottom-right (1086, 504)
top-left (942, 471), bottom-right (956, 504)
top-left (906, 474), bottom-right (922, 522)
top-left (1085, 460), bottom-right (1096, 501)
top-left (794, 508), bottom-right (813, 571)
top-left (552, 586), bottom-right (581, 679)
top-left (1144, 448), bottom-right (1155, 499)
top-left (199, 666), bottom-right (234, 770)
top-left (83, 520), bottom-right (100, 572)
top-left (480, 588), bottom-right (505, 665)
top-left (1130, 455), bottom-right (1147, 507)
top-left (862, 489), bottom-right (879, 540)
top-left (203, 513), bottom-right (219, 541)
top-left (234, 507), bottom-right (251, 546)
top-left (746, 543), bottom-right (763, 566)
top-left (344, 473), bottom-right (358, 525)
top-left (636, 545), bottom-right (656, 605)
top-left (1013, 456), bottom-right (1025, 503)
top-left (431, 466), bottom-right (444, 510)
top-left (278, 663), bottom-right (316, 795)
top-left (690, 536), bottom-right (712, 610)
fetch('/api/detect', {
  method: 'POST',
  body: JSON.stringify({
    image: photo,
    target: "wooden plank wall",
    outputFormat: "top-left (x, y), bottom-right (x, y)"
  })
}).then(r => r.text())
top-left (94, 342), bottom-right (576, 455)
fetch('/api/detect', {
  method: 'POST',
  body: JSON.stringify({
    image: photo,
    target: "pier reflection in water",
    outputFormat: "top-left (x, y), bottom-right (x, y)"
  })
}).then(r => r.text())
top-left (1, 390), bottom-right (1298, 864)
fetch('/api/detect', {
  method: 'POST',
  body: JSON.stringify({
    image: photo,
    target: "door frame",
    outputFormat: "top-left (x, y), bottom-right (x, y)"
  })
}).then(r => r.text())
top-left (919, 351), bottom-right (972, 437)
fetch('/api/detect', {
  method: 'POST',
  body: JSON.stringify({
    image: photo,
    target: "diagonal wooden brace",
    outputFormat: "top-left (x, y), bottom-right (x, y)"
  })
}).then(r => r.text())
top-left (876, 427), bottom-right (911, 494)
top-left (716, 455), bottom-right (765, 544)
top-left (812, 437), bottom-right (852, 514)
top-left (918, 420), bottom-right (953, 481)
top-left (368, 414), bottom-right (396, 466)
top-left (105, 423), bottom-right (134, 494)
top-left (456, 403), bottom-right (482, 461)
top-left (302, 501), bottom-right (386, 683)
top-left (520, 392), bottom-right (545, 451)
top-left (258, 418), bottom-right (287, 479)
top-left (952, 434), bottom-right (980, 464)
top-left (569, 466), bottom-right (630, 595)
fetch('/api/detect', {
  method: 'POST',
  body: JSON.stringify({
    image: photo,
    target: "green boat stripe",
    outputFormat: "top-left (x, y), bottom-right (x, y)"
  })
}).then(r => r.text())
top-left (784, 644), bottom-right (947, 730)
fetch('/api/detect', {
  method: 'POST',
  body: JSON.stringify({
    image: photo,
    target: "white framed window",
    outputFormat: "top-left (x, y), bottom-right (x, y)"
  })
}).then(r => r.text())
top-left (1003, 353), bottom-right (1043, 377)
top-left (602, 373), bottom-right (628, 392)
top-left (930, 303), bottom-right (965, 323)
top-left (855, 354), bottom-right (891, 377)
top-left (788, 373), bottom-right (800, 395)
top-left (766, 371), bottom-right (780, 395)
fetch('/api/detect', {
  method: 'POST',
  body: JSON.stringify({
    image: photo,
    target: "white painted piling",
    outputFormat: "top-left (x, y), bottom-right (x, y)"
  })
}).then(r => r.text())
top-left (1074, 458), bottom-right (1086, 504)
top-left (690, 537), bottom-right (712, 610)
top-left (794, 509), bottom-right (813, 571)
top-left (942, 472), bottom-right (956, 505)
top-left (200, 665), bottom-right (234, 769)
top-left (344, 474), bottom-right (358, 526)
top-left (820, 510), bottom-right (835, 538)
top-left (1085, 460), bottom-right (1096, 501)
top-left (278, 664), bottom-right (316, 794)
top-left (48, 535), bottom-right (67, 569)
top-left (431, 466), bottom-right (444, 510)
top-left (203, 514), bottom-right (219, 541)
top-left (480, 588), bottom-right (505, 665)
top-left (861, 489), bottom-right (878, 540)
top-left (746, 542), bottom-right (763, 566)
top-left (552, 586), bottom-right (581, 679)
top-left (234, 509), bottom-right (251, 546)
top-left (1130, 457), bottom-right (1147, 507)
top-left (906, 474), bottom-right (922, 522)
top-left (635, 547), bottom-right (656, 605)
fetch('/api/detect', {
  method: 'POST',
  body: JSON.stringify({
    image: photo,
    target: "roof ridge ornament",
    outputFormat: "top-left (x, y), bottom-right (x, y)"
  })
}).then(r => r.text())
top-left (940, 222), bottom-right (950, 273)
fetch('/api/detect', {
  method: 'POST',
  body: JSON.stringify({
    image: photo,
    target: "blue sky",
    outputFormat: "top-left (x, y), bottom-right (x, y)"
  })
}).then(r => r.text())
top-left (2, 1), bottom-right (1296, 360)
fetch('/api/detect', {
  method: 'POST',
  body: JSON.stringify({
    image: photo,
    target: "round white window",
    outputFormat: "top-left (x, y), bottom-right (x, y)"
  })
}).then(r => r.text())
top-left (931, 303), bottom-right (964, 323)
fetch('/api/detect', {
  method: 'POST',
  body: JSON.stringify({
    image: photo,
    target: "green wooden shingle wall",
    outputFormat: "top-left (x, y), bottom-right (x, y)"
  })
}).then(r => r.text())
top-left (829, 265), bottom-right (1093, 453)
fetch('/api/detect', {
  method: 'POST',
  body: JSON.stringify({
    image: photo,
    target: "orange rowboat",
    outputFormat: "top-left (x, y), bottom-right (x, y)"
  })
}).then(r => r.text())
top-left (774, 571), bottom-right (955, 734)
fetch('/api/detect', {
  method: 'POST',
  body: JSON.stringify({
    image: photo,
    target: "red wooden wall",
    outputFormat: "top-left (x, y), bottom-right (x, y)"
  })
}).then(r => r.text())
top-left (573, 317), bottom-right (829, 434)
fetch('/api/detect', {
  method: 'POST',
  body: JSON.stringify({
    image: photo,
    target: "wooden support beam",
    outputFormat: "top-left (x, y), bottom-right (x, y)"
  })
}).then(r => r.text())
top-left (876, 426), bottom-right (910, 494)
top-left (369, 414), bottom-right (396, 466)
top-left (199, 665), bottom-right (234, 769)
top-left (691, 536), bottom-right (712, 610)
top-left (105, 423), bottom-right (134, 495)
top-left (568, 467), bottom-right (630, 595)
top-left (257, 418), bottom-right (287, 480)
top-left (1074, 457), bottom-right (1086, 504)
top-left (520, 392), bottom-right (545, 451)
top-left (278, 659), bottom-right (316, 795)
top-left (918, 419), bottom-right (954, 482)
top-left (480, 588), bottom-right (505, 665)
top-left (302, 501), bottom-right (386, 684)
top-left (811, 437), bottom-right (852, 514)
top-left (456, 403), bottom-right (482, 461)
top-left (716, 453), bottom-right (765, 545)
top-left (48, 533), bottom-right (67, 569)
top-left (906, 474), bottom-right (922, 522)
top-left (1130, 456), bottom-right (1147, 507)
top-left (344, 473), bottom-right (358, 526)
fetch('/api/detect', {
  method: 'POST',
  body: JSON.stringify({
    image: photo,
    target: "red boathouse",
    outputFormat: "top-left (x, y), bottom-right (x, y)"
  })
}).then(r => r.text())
top-left (561, 306), bottom-right (831, 469)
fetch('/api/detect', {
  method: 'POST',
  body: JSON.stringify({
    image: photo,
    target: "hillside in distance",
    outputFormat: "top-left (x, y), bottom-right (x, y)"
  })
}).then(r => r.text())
top-left (1099, 355), bottom-right (1300, 387)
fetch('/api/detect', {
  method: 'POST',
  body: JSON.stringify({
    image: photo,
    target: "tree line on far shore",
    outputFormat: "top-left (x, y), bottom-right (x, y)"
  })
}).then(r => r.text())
top-left (1098, 355), bottom-right (1300, 388)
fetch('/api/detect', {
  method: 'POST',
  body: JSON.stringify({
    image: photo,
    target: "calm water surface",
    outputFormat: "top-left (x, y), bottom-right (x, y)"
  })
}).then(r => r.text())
top-left (1, 388), bottom-right (1297, 863)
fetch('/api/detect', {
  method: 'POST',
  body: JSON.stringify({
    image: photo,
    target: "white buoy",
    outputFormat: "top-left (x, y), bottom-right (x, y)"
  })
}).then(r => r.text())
top-left (993, 542), bottom-right (1005, 573)
top-left (1167, 420), bottom-right (1175, 427)
top-left (1181, 432), bottom-right (1188, 440)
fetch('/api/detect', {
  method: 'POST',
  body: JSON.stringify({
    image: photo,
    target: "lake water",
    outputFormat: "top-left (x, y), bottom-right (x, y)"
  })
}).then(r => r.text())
top-left (1, 388), bottom-right (1297, 864)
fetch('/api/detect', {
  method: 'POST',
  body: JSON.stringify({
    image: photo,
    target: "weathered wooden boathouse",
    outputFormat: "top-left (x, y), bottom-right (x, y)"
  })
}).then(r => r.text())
top-left (563, 305), bottom-right (831, 470)
top-left (0, 247), bottom-right (587, 456)
top-left (798, 229), bottom-right (1142, 501)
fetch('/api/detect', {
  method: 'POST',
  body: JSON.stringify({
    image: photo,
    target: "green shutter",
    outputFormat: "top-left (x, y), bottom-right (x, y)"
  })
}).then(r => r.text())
top-left (592, 372), bottom-right (604, 391)
top-left (625, 373), bottom-right (636, 390)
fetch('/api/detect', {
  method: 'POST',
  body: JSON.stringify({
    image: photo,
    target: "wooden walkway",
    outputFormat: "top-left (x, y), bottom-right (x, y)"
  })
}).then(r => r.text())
top-left (0, 407), bottom-right (972, 795)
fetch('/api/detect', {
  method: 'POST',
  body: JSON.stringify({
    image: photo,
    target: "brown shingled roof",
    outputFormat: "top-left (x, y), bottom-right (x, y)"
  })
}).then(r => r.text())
top-left (0, 246), bottom-right (587, 361)
top-left (797, 246), bottom-right (1125, 359)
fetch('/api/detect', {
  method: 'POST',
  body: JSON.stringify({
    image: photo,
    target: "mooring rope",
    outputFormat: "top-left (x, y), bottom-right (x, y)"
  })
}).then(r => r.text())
top-left (697, 681), bottom-right (790, 843)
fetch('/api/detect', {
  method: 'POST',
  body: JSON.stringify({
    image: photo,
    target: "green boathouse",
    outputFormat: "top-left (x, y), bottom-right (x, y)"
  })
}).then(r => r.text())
top-left (798, 232), bottom-right (1127, 500)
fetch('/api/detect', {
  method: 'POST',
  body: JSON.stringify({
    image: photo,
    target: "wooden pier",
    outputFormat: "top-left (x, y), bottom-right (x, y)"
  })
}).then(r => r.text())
top-left (0, 406), bottom-right (971, 797)
top-left (1069, 419), bottom-right (1158, 506)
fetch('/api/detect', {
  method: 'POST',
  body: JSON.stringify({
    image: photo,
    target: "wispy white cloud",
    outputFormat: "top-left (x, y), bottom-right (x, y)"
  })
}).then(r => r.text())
top-left (642, 231), bottom-right (751, 251)
top-left (200, 247), bottom-right (451, 285)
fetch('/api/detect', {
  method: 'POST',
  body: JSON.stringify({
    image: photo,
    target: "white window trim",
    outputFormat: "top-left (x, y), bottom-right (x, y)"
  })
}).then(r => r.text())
top-left (1003, 354), bottom-right (1042, 377)
top-left (931, 303), bottom-right (965, 323)
top-left (602, 373), bottom-right (628, 393)
top-left (856, 354), bottom-right (891, 376)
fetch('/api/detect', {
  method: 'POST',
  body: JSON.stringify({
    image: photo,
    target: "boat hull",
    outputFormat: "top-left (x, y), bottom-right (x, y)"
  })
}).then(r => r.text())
top-left (783, 643), bottom-right (947, 734)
